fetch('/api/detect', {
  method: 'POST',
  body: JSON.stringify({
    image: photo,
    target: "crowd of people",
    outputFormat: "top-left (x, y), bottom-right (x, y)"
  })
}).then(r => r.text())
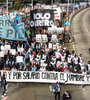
top-left (0, 31), bottom-right (89, 75)
top-left (0, 4), bottom-right (89, 75)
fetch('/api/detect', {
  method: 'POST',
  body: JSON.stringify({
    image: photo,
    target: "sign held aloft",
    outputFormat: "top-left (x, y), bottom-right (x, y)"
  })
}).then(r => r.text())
top-left (30, 9), bottom-right (55, 29)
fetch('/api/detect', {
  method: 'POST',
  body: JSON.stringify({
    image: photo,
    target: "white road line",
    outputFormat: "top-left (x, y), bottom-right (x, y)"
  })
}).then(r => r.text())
top-left (83, 11), bottom-right (90, 37)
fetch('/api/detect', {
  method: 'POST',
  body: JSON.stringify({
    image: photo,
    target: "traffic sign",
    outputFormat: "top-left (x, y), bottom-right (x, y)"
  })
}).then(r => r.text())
top-left (65, 21), bottom-right (70, 26)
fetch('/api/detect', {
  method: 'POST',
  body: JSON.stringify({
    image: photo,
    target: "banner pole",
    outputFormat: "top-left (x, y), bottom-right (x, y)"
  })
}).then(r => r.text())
top-left (51, 0), bottom-right (53, 4)
top-left (6, 0), bottom-right (8, 17)
top-left (32, 0), bottom-right (33, 10)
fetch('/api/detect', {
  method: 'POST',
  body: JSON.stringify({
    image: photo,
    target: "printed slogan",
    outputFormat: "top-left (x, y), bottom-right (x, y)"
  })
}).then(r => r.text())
top-left (0, 71), bottom-right (90, 84)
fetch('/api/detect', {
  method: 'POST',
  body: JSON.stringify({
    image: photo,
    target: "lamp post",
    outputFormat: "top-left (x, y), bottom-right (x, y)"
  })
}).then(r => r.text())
top-left (73, 0), bottom-right (75, 13)
top-left (67, 0), bottom-right (69, 13)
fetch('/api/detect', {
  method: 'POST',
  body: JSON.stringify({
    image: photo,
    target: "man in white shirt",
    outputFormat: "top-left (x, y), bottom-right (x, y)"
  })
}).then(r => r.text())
top-left (67, 55), bottom-right (72, 68)
top-left (73, 55), bottom-right (79, 67)
top-left (86, 61), bottom-right (90, 74)
top-left (11, 66), bottom-right (17, 71)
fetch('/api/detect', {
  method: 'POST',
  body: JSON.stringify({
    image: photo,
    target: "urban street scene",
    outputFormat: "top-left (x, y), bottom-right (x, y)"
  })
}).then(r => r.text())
top-left (0, 0), bottom-right (90, 100)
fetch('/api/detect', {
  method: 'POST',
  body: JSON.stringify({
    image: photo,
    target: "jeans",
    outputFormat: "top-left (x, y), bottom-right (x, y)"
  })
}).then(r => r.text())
top-left (55, 92), bottom-right (60, 100)
top-left (2, 86), bottom-right (6, 96)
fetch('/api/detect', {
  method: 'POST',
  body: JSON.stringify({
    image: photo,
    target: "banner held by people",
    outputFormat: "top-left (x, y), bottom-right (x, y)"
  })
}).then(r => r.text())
top-left (0, 71), bottom-right (90, 84)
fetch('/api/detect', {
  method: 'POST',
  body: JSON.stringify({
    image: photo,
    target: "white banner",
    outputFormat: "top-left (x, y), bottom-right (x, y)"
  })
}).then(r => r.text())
top-left (0, 71), bottom-right (90, 84)
top-left (48, 27), bottom-right (64, 34)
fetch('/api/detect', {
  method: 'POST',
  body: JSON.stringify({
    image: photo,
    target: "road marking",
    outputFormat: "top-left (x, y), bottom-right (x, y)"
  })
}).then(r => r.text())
top-left (84, 12), bottom-right (90, 37)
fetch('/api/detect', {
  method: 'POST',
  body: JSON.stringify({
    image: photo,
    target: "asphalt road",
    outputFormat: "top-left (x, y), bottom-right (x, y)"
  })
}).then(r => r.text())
top-left (0, 83), bottom-right (90, 100)
top-left (71, 7), bottom-right (90, 64)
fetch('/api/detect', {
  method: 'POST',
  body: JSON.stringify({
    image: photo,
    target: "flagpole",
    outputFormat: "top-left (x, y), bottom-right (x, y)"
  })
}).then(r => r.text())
top-left (32, 0), bottom-right (33, 10)
top-left (73, 0), bottom-right (75, 13)
top-left (51, 0), bottom-right (53, 4)
top-left (6, 0), bottom-right (8, 17)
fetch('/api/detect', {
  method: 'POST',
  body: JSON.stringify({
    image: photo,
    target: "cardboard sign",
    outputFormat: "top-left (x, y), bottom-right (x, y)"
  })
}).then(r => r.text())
top-left (5, 45), bottom-right (11, 50)
top-left (0, 51), bottom-right (4, 57)
top-left (16, 56), bottom-right (23, 62)
top-left (10, 49), bottom-right (16, 55)
top-left (1, 45), bottom-right (5, 51)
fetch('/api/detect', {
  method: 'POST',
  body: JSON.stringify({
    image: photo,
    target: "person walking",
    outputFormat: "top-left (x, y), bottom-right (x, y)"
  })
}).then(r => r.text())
top-left (53, 81), bottom-right (67, 100)
top-left (1, 74), bottom-right (7, 97)
top-left (63, 91), bottom-right (72, 100)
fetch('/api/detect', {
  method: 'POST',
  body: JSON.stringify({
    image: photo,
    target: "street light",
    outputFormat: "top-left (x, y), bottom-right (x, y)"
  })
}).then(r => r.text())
top-left (67, 0), bottom-right (69, 13)
top-left (73, 0), bottom-right (75, 13)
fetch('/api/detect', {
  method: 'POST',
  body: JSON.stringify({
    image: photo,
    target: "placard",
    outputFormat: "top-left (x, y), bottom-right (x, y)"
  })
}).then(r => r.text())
top-left (36, 34), bottom-right (48, 43)
top-left (30, 9), bottom-right (55, 29)
top-left (51, 34), bottom-right (57, 42)
top-left (48, 27), bottom-right (64, 34)
top-left (16, 56), bottom-right (23, 62)
top-left (5, 45), bottom-right (11, 50)
top-left (10, 49), bottom-right (16, 55)
top-left (42, 35), bottom-right (48, 42)
top-left (1, 45), bottom-right (5, 51)
top-left (0, 51), bottom-right (4, 57)
top-left (36, 34), bottom-right (42, 42)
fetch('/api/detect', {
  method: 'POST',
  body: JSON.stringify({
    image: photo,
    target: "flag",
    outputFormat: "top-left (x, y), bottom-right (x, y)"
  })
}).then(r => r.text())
top-left (15, 14), bottom-right (22, 24)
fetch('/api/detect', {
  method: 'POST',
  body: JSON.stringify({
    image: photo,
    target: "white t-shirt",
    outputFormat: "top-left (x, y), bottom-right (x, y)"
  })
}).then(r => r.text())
top-left (37, 54), bottom-right (41, 60)
top-left (79, 56), bottom-right (83, 63)
top-left (52, 57), bottom-right (56, 63)
top-left (42, 54), bottom-right (47, 60)
top-left (53, 44), bottom-right (57, 50)
top-left (56, 61), bottom-right (62, 68)
top-left (73, 57), bottom-right (78, 64)
top-left (48, 43), bottom-right (52, 49)
top-left (55, 51), bottom-right (61, 59)
top-left (67, 57), bottom-right (72, 63)
top-left (87, 64), bottom-right (90, 71)
top-left (40, 59), bottom-right (45, 66)
top-left (79, 62), bottom-right (85, 70)
top-left (29, 55), bottom-right (34, 62)
top-left (39, 67), bottom-right (46, 71)
top-left (63, 62), bottom-right (68, 68)
top-left (61, 55), bottom-right (65, 62)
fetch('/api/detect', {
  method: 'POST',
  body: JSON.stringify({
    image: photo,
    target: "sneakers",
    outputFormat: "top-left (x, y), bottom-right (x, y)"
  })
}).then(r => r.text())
top-left (4, 93), bottom-right (6, 96)
top-left (2, 95), bottom-right (4, 98)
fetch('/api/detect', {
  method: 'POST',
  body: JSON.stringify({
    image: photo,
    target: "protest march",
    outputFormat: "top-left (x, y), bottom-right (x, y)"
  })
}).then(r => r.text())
top-left (0, 1), bottom-right (90, 85)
